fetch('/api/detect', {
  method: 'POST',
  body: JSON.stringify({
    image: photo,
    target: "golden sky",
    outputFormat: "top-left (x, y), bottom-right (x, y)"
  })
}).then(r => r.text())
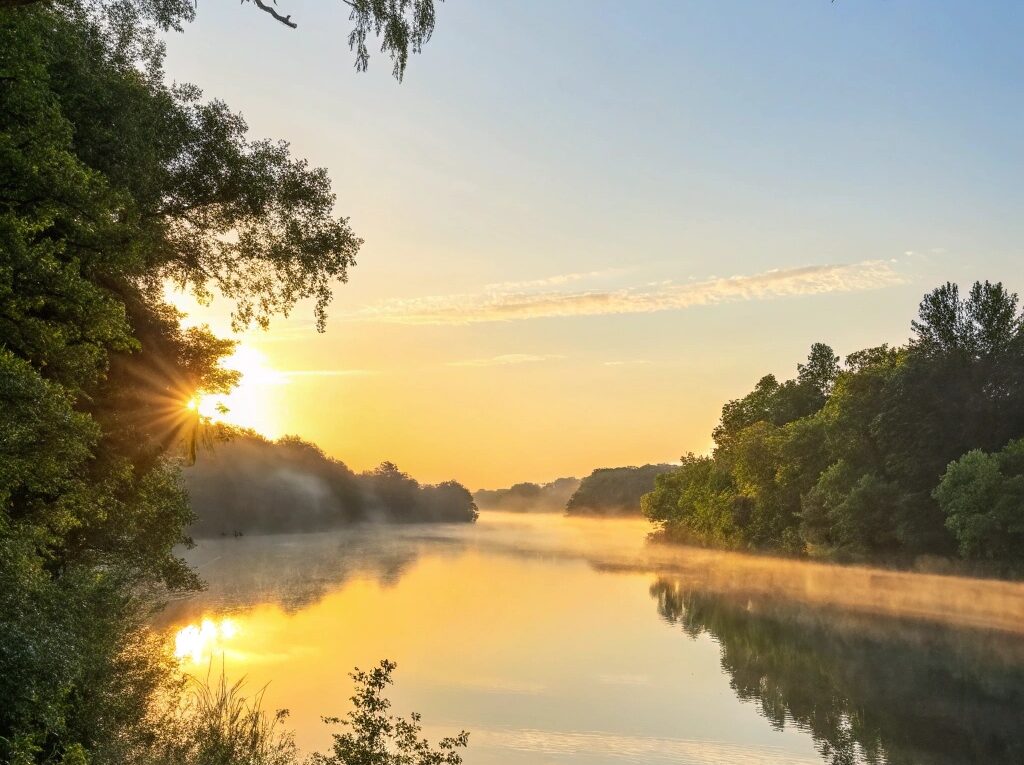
top-left (161, 2), bottom-right (1023, 488)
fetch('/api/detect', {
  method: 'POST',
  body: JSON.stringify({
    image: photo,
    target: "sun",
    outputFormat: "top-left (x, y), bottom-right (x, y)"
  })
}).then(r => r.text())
top-left (191, 345), bottom-right (287, 437)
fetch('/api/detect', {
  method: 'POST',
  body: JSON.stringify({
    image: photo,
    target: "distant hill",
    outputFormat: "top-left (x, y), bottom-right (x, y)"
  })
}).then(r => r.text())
top-left (565, 464), bottom-right (675, 516)
top-left (184, 432), bottom-right (477, 537)
top-left (474, 477), bottom-right (580, 513)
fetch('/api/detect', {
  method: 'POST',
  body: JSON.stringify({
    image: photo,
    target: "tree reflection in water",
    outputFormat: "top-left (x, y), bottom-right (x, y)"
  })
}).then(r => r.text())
top-left (650, 578), bottom-right (1024, 765)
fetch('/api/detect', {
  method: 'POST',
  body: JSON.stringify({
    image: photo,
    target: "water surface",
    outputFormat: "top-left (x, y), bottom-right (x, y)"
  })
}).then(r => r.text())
top-left (162, 511), bottom-right (1024, 765)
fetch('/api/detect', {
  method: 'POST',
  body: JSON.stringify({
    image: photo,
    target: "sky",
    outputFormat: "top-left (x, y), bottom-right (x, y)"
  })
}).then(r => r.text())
top-left (161, 0), bottom-right (1024, 489)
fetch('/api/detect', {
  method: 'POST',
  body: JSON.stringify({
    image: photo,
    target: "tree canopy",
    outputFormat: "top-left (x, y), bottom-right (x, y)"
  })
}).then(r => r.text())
top-left (643, 281), bottom-right (1024, 567)
top-left (185, 432), bottom-right (478, 536)
top-left (566, 464), bottom-right (675, 516)
top-left (0, 0), bottom-right (377, 759)
top-left (1, 0), bottom-right (443, 81)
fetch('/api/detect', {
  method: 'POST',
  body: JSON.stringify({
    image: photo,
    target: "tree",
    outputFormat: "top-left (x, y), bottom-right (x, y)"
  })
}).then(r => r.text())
top-left (0, 1), bottom-right (378, 758)
top-left (911, 280), bottom-right (1024, 360)
top-left (797, 342), bottom-right (840, 396)
top-left (566, 464), bottom-right (674, 516)
top-left (1, 0), bottom-right (443, 81)
top-left (310, 660), bottom-right (469, 765)
top-left (934, 439), bottom-right (1024, 563)
top-left (641, 283), bottom-right (1024, 564)
top-left (642, 454), bottom-right (740, 548)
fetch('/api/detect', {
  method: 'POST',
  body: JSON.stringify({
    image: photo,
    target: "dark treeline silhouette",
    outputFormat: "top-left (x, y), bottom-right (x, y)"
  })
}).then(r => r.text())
top-left (186, 432), bottom-right (477, 537)
top-left (473, 477), bottom-right (580, 513)
top-left (644, 281), bottom-right (1024, 567)
top-left (651, 577), bottom-right (1024, 765)
top-left (566, 464), bottom-right (675, 516)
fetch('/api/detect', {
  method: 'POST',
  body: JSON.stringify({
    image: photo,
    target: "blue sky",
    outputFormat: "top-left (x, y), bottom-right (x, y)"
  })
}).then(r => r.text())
top-left (162, 1), bottom-right (1024, 487)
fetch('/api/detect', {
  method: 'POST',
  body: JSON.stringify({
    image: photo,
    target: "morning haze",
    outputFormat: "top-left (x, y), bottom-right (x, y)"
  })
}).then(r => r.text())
top-left (4, 2), bottom-right (1024, 765)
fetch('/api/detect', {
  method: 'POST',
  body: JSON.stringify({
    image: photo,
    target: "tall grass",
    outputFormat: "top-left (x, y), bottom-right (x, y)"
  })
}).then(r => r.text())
top-left (125, 657), bottom-right (468, 765)
top-left (152, 659), bottom-right (297, 765)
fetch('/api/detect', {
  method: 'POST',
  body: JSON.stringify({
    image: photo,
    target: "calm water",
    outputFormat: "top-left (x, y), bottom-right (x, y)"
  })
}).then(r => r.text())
top-left (161, 512), bottom-right (1024, 765)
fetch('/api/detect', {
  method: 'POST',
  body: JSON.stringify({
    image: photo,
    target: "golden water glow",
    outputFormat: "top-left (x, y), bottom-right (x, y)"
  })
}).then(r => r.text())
top-left (162, 514), bottom-right (1024, 760)
top-left (173, 617), bottom-right (240, 664)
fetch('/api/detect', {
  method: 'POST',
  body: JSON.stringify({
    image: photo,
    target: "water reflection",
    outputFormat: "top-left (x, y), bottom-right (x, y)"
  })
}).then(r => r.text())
top-left (159, 525), bottom-right (453, 626)
top-left (174, 617), bottom-right (240, 664)
top-left (160, 512), bottom-right (1024, 764)
top-left (651, 578), bottom-right (1024, 765)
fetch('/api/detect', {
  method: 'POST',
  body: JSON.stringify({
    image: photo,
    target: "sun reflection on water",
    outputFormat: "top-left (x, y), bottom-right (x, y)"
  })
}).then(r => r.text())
top-left (173, 617), bottom-right (239, 664)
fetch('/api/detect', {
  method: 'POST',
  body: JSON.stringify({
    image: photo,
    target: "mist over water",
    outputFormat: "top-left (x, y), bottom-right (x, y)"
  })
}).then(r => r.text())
top-left (164, 511), bottom-right (1024, 764)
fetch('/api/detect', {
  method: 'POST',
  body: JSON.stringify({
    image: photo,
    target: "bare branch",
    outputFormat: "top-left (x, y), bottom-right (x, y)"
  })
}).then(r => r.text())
top-left (250, 0), bottom-right (296, 28)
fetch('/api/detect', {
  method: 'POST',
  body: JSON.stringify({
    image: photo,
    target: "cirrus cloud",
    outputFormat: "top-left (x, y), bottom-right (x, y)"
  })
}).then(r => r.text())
top-left (348, 260), bottom-right (906, 326)
top-left (447, 353), bottom-right (563, 367)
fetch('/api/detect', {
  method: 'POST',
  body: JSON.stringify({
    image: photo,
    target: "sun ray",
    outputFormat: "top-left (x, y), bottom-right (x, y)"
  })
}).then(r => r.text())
top-left (190, 346), bottom-right (287, 437)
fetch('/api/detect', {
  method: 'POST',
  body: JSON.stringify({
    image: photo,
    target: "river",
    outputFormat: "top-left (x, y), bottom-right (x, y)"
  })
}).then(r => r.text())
top-left (160, 511), bottom-right (1024, 765)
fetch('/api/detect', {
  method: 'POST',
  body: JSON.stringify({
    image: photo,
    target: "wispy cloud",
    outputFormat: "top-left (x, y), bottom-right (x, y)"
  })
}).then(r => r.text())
top-left (447, 354), bottom-right (562, 367)
top-left (483, 267), bottom-right (626, 291)
top-left (349, 260), bottom-right (906, 326)
top-left (603, 360), bottom-right (651, 367)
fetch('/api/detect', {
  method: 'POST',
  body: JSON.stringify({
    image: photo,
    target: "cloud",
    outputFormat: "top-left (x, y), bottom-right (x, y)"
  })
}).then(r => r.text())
top-left (349, 260), bottom-right (906, 326)
top-left (603, 360), bottom-right (651, 367)
top-left (483, 267), bottom-right (626, 291)
top-left (447, 354), bottom-right (562, 367)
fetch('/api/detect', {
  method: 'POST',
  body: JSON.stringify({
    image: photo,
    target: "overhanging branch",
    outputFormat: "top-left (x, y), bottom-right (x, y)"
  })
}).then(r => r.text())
top-left (251, 0), bottom-right (297, 28)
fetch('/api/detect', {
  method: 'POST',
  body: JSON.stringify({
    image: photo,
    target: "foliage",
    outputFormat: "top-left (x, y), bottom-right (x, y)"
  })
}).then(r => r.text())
top-left (97, 659), bottom-right (468, 765)
top-left (184, 433), bottom-right (478, 536)
top-left (4, 0), bottom-right (443, 81)
top-left (310, 660), bottom-right (469, 765)
top-left (139, 664), bottom-right (298, 765)
top-left (474, 477), bottom-right (581, 513)
top-left (0, 0), bottom-right (369, 759)
top-left (934, 439), bottom-right (1024, 562)
top-left (644, 281), bottom-right (1024, 564)
top-left (238, 0), bottom-right (443, 81)
top-left (565, 464), bottom-right (674, 516)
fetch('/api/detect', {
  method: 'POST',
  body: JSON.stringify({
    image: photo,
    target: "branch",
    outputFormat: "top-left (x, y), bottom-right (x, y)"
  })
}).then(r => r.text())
top-left (250, 0), bottom-right (297, 29)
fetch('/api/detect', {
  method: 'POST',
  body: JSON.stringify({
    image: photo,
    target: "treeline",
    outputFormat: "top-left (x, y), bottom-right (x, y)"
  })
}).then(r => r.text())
top-left (643, 281), bottom-right (1024, 566)
top-left (473, 477), bottom-right (580, 513)
top-left (566, 464), bottom-right (674, 516)
top-left (186, 432), bottom-right (477, 536)
top-left (651, 578), bottom-right (1024, 764)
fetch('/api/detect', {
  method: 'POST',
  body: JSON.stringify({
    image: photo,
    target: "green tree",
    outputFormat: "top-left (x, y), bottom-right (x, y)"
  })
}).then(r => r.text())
top-left (0, 0), bottom-right (376, 758)
top-left (642, 454), bottom-right (740, 548)
top-left (934, 439), bottom-right (1024, 563)
top-left (566, 464), bottom-right (673, 516)
top-left (797, 341), bottom-right (840, 396)
top-left (644, 284), bottom-right (1024, 564)
top-left (310, 660), bottom-right (469, 765)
